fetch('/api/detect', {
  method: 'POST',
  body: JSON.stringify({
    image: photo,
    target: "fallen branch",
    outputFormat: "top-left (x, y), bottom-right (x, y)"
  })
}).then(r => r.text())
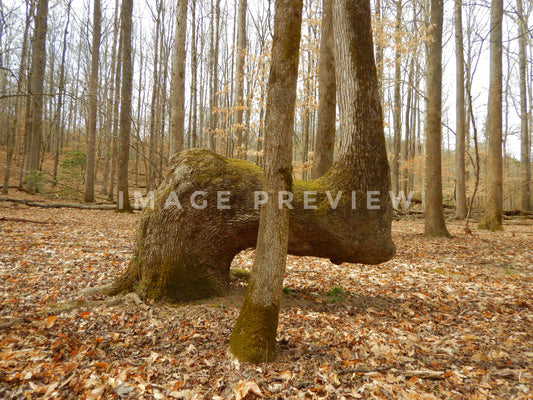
top-left (336, 366), bottom-right (445, 380)
top-left (0, 197), bottom-right (117, 210)
top-left (503, 210), bottom-right (533, 217)
top-left (0, 185), bottom-right (33, 194)
top-left (393, 369), bottom-right (445, 379)
top-left (0, 317), bottom-right (31, 331)
top-left (0, 216), bottom-right (57, 224)
top-left (337, 365), bottom-right (394, 375)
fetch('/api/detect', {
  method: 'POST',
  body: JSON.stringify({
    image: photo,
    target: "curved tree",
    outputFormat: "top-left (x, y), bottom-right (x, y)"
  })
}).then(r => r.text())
top-left (110, 0), bottom-right (395, 303)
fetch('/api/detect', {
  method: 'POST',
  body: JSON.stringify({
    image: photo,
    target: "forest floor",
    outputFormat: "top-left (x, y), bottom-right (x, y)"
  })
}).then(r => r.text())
top-left (0, 191), bottom-right (532, 399)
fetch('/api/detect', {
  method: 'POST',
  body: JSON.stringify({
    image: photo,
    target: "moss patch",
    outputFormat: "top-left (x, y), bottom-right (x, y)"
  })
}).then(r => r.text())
top-left (229, 284), bottom-right (280, 363)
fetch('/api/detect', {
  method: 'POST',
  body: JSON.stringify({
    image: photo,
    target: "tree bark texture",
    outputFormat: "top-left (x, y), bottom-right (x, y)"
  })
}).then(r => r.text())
top-left (111, 0), bottom-right (395, 304)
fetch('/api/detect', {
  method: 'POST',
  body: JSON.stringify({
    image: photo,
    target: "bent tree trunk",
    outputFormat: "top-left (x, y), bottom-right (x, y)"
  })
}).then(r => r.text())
top-left (111, 150), bottom-right (395, 301)
top-left (111, 1), bottom-right (395, 302)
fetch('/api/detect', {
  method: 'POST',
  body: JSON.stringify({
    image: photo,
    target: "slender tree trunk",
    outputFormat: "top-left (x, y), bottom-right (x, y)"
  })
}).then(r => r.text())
top-left (117, 0), bottom-right (134, 213)
top-left (52, 0), bottom-right (71, 187)
top-left (190, 0), bottom-right (198, 148)
top-left (424, 0), bottom-right (450, 237)
top-left (85, 0), bottom-right (102, 203)
top-left (169, 0), bottom-right (188, 156)
top-left (311, 0), bottom-right (336, 179)
top-left (229, 0), bottom-right (303, 364)
top-left (391, 0), bottom-right (402, 196)
top-left (210, 0), bottom-right (221, 151)
top-left (233, 0), bottom-right (247, 157)
top-left (517, 0), bottom-right (530, 211)
top-left (102, 0), bottom-right (120, 196)
top-left (455, 0), bottom-right (467, 218)
top-left (375, 0), bottom-right (383, 100)
top-left (479, 0), bottom-right (503, 230)
top-left (4, 1), bottom-right (33, 194)
top-left (25, 0), bottom-right (49, 191)
top-left (108, 20), bottom-right (123, 201)
top-left (402, 56), bottom-right (414, 195)
top-left (148, 3), bottom-right (162, 190)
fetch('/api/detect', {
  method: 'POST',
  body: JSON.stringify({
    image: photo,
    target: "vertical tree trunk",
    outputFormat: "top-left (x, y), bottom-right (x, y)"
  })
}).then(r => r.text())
top-left (479, 0), bottom-right (503, 230)
top-left (391, 0), bottom-right (402, 196)
top-left (210, 0), bottom-right (221, 152)
top-left (169, 0), bottom-right (188, 156)
top-left (424, 0), bottom-right (450, 237)
top-left (85, 0), bottom-right (102, 203)
top-left (108, 19), bottom-right (123, 201)
top-left (375, 0), bottom-right (384, 100)
top-left (229, 0), bottom-right (303, 364)
top-left (454, 0), bottom-right (467, 219)
top-left (52, 0), bottom-right (71, 187)
top-left (311, 0), bottom-right (336, 179)
top-left (517, 0), bottom-right (530, 211)
top-left (148, 2), bottom-right (162, 190)
top-left (3, 1), bottom-right (33, 194)
top-left (190, 0), bottom-right (198, 148)
top-left (102, 0), bottom-right (120, 196)
top-left (25, 0), bottom-right (49, 191)
top-left (233, 0), bottom-right (247, 157)
top-left (117, 0), bottom-right (133, 213)
top-left (402, 56), bottom-right (414, 195)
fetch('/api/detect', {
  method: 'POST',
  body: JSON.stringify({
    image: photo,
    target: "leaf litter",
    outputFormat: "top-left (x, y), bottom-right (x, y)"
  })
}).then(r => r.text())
top-left (1, 198), bottom-right (532, 399)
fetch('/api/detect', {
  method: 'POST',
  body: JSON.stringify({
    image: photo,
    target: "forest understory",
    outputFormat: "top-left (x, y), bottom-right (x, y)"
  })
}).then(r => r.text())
top-left (1, 192), bottom-right (532, 399)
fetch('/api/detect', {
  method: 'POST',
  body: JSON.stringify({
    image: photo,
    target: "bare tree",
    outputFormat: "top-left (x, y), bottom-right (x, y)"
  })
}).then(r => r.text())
top-left (479, 0), bottom-right (503, 230)
top-left (229, 0), bottom-right (303, 363)
top-left (85, 0), bottom-right (102, 203)
top-left (3, 1), bottom-right (33, 194)
top-left (455, 0), bottom-right (467, 219)
top-left (424, 0), bottom-right (450, 237)
top-left (517, 0), bottom-right (530, 211)
top-left (392, 0), bottom-right (403, 196)
top-left (233, 0), bottom-right (247, 157)
top-left (117, 0), bottom-right (134, 213)
top-left (169, 0), bottom-right (188, 156)
top-left (311, 0), bottom-right (336, 179)
top-left (25, 0), bottom-right (49, 192)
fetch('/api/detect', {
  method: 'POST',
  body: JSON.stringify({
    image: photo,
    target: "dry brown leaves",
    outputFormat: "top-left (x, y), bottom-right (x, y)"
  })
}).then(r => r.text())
top-left (1, 195), bottom-right (532, 399)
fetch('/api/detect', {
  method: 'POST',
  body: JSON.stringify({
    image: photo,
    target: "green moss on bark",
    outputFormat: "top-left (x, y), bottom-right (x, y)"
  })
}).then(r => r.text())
top-left (229, 293), bottom-right (280, 363)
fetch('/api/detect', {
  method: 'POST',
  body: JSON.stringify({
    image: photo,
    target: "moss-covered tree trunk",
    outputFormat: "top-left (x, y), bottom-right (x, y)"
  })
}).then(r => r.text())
top-left (110, 0), bottom-right (395, 303)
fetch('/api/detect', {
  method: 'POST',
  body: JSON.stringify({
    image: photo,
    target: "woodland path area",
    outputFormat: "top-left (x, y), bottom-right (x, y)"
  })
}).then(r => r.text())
top-left (0, 193), bottom-right (532, 399)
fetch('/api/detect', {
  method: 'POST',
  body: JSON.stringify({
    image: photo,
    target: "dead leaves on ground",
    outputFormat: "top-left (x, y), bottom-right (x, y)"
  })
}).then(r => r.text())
top-left (0, 198), bottom-right (532, 399)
